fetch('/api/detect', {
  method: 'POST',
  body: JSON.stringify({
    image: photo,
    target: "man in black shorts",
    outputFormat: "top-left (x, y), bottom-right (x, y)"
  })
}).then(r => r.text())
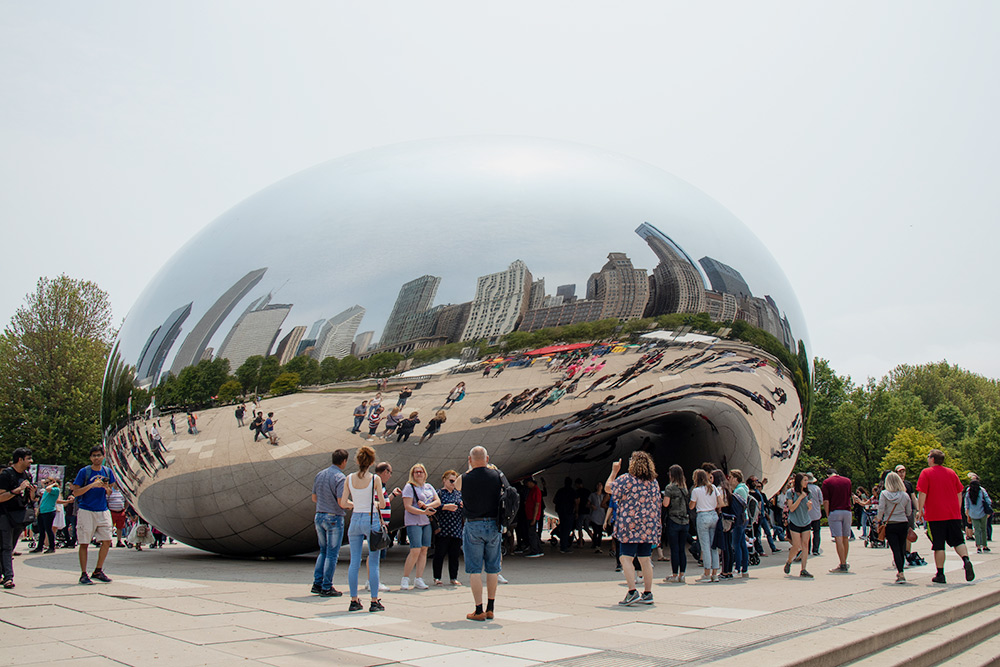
top-left (916, 449), bottom-right (974, 584)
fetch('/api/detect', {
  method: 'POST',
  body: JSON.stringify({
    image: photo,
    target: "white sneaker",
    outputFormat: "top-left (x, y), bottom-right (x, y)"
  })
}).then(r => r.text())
top-left (413, 578), bottom-right (429, 590)
top-left (497, 574), bottom-right (509, 584)
top-left (378, 582), bottom-right (389, 592)
top-left (363, 581), bottom-right (369, 590)
top-left (400, 577), bottom-right (412, 590)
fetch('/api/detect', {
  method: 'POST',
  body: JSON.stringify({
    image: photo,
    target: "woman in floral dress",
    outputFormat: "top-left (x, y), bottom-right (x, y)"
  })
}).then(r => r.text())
top-left (606, 451), bottom-right (661, 606)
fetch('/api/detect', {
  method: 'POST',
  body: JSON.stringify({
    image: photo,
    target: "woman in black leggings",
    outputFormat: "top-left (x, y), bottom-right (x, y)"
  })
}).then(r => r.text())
top-left (877, 472), bottom-right (913, 584)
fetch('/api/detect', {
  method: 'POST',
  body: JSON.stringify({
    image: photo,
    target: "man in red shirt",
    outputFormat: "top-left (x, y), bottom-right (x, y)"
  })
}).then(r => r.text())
top-left (523, 478), bottom-right (544, 558)
top-left (916, 448), bottom-right (974, 584)
top-left (821, 468), bottom-right (853, 573)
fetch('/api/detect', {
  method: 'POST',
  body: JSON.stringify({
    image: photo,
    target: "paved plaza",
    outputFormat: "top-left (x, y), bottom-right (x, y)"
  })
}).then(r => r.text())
top-left (2, 529), bottom-right (998, 666)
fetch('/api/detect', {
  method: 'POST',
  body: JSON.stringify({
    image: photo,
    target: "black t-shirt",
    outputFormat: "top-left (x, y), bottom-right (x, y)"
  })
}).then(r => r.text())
top-left (575, 487), bottom-right (590, 516)
top-left (554, 487), bottom-right (576, 515)
top-left (0, 467), bottom-right (30, 513)
top-left (462, 467), bottom-right (502, 520)
top-left (904, 480), bottom-right (915, 496)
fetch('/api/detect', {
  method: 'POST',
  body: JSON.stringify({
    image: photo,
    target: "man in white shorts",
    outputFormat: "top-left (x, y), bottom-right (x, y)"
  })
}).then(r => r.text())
top-left (72, 446), bottom-right (116, 584)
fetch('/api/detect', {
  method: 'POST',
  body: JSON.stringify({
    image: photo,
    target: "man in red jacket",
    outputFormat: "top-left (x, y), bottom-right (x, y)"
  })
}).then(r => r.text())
top-left (916, 448), bottom-right (974, 584)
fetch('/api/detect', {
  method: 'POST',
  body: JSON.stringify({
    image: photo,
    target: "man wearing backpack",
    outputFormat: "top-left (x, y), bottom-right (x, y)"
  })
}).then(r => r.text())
top-left (1, 448), bottom-right (36, 590)
top-left (456, 446), bottom-right (505, 621)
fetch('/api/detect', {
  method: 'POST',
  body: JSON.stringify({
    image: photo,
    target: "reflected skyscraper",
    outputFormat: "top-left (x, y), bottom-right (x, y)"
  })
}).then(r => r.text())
top-left (217, 294), bottom-right (292, 371)
top-left (353, 330), bottom-right (374, 356)
top-left (380, 275), bottom-right (441, 348)
top-left (587, 252), bottom-right (649, 321)
top-left (275, 326), bottom-right (307, 365)
top-left (556, 284), bottom-right (577, 302)
top-left (699, 256), bottom-right (753, 299)
top-left (461, 260), bottom-right (532, 343)
top-left (135, 303), bottom-right (191, 387)
top-left (169, 268), bottom-right (267, 376)
top-left (313, 305), bottom-right (365, 360)
top-left (636, 223), bottom-right (706, 316)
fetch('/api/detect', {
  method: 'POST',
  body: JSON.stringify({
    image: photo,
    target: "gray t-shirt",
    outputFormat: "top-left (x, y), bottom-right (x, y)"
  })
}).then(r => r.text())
top-left (313, 465), bottom-right (347, 515)
top-left (806, 484), bottom-right (823, 521)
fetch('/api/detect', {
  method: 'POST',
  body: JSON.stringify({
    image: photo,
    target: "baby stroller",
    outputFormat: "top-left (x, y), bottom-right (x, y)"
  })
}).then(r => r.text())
top-left (746, 527), bottom-right (760, 566)
top-left (863, 506), bottom-right (886, 548)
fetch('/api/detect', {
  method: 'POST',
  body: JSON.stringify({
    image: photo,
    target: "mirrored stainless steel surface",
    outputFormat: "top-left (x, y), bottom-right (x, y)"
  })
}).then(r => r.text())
top-left (102, 137), bottom-right (811, 556)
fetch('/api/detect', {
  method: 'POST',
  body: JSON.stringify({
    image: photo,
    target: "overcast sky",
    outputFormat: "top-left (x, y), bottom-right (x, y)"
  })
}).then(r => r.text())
top-left (2, 2), bottom-right (997, 383)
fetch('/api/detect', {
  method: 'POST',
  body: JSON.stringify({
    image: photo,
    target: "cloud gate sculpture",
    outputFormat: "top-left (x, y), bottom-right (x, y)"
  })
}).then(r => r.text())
top-left (101, 137), bottom-right (811, 557)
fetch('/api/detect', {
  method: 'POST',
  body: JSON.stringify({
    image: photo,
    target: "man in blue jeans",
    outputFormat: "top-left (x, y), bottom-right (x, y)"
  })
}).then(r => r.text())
top-left (311, 449), bottom-right (349, 597)
top-left (456, 446), bottom-right (504, 621)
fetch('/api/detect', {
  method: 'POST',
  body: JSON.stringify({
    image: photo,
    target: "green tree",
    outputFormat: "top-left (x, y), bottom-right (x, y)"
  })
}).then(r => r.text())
top-left (320, 356), bottom-right (340, 383)
top-left (269, 372), bottom-right (300, 396)
top-left (880, 426), bottom-right (968, 482)
top-left (336, 356), bottom-right (364, 381)
top-left (217, 379), bottom-right (243, 404)
top-left (258, 356), bottom-right (281, 393)
top-left (0, 276), bottom-right (114, 474)
top-left (235, 356), bottom-right (264, 394)
top-left (964, 417), bottom-right (1000, 492)
top-left (283, 355), bottom-right (320, 386)
top-left (363, 352), bottom-right (404, 377)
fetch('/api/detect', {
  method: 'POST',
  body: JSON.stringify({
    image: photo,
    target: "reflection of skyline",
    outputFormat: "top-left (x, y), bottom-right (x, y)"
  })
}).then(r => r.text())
top-left (168, 268), bottom-right (267, 376)
top-left (143, 222), bottom-right (797, 385)
top-left (135, 302), bottom-right (190, 387)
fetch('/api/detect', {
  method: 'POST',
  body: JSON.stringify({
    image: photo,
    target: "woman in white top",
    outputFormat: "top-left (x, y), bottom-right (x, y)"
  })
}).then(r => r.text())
top-left (688, 468), bottom-right (721, 582)
top-left (339, 445), bottom-right (387, 612)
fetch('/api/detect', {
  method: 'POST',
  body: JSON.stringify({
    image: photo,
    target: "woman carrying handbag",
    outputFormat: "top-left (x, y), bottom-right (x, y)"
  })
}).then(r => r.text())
top-left (339, 445), bottom-right (388, 612)
top-left (877, 472), bottom-right (915, 584)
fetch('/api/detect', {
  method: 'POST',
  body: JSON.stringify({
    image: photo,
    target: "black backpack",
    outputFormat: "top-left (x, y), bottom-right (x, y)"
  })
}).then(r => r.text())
top-left (498, 473), bottom-right (519, 530)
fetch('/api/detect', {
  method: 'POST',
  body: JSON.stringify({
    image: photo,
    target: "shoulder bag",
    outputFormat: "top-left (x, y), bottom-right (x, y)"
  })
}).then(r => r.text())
top-left (368, 476), bottom-right (390, 551)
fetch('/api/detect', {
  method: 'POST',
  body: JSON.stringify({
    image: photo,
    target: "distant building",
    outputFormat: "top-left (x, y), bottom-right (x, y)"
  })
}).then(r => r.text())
top-left (636, 223), bottom-right (706, 316)
top-left (218, 294), bottom-right (292, 372)
top-left (518, 300), bottom-right (604, 332)
top-left (295, 338), bottom-right (316, 357)
top-left (275, 326), bottom-right (307, 366)
top-left (169, 268), bottom-right (267, 376)
top-left (588, 252), bottom-right (649, 321)
top-left (313, 305), bottom-right (366, 360)
top-left (461, 260), bottom-right (533, 343)
top-left (135, 302), bottom-right (191, 387)
top-left (704, 291), bottom-right (738, 322)
top-left (541, 295), bottom-right (565, 308)
top-left (431, 302), bottom-right (472, 343)
top-left (528, 278), bottom-right (546, 310)
top-left (699, 256), bottom-right (753, 299)
top-left (380, 275), bottom-right (441, 348)
top-left (556, 284), bottom-right (577, 303)
top-left (353, 331), bottom-right (375, 356)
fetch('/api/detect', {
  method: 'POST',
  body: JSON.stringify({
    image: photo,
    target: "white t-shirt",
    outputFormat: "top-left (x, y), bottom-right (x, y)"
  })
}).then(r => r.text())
top-left (691, 485), bottom-right (720, 512)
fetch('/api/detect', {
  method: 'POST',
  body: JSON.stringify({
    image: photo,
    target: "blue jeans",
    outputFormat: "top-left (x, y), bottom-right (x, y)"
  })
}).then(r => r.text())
top-left (312, 513), bottom-right (344, 590)
top-left (352, 416), bottom-right (364, 433)
top-left (347, 513), bottom-right (380, 598)
top-left (463, 519), bottom-right (502, 574)
top-left (733, 520), bottom-right (749, 573)
top-left (696, 512), bottom-right (720, 570)
top-left (667, 521), bottom-right (689, 574)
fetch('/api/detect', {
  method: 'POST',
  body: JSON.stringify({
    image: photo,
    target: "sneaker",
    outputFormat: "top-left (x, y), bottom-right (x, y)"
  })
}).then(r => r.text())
top-left (79, 572), bottom-right (94, 585)
top-left (741, 572), bottom-right (750, 578)
top-left (932, 573), bottom-right (947, 584)
top-left (614, 566), bottom-right (622, 573)
top-left (400, 577), bottom-right (412, 590)
top-left (2, 578), bottom-right (14, 589)
top-left (319, 588), bottom-right (342, 597)
top-left (413, 578), bottom-right (429, 590)
top-left (783, 562), bottom-right (791, 575)
top-left (978, 547), bottom-right (983, 553)
top-left (434, 579), bottom-right (443, 586)
top-left (348, 600), bottom-right (363, 611)
top-left (800, 570), bottom-right (814, 579)
top-left (450, 579), bottom-right (462, 586)
top-left (379, 583), bottom-right (390, 592)
top-left (467, 610), bottom-right (488, 621)
top-left (619, 590), bottom-right (641, 606)
top-left (678, 574), bottom-right (686, 584)
top-left (594, 548), bottom-right (603, 554)
top-left (369, 599), bottom-right (385, 612)
top-left (829, 563), bottom-right (849, 573)
top-left (695, 575), bottom-right (713, 583)
top-left (91, 570), bottom-right (112, 583)
top-left (895, 573), bottom-right (906, 584)
top-left (497, 574), bottom-right (508, 584)
top-left (310, 583), bottom-right (322, 594)
top-left (639, 591), bottom-right (654, 605)
top-left (710, 575), bottom-right (719, 582)
top-left (663, 575), bottom-right (678, 583)
top-left (964, 559), bottom-right (976, 582)
top-left (525, 552), bottom-right (544, 558)
top-left (984, 547), bottom-right (991, 553)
